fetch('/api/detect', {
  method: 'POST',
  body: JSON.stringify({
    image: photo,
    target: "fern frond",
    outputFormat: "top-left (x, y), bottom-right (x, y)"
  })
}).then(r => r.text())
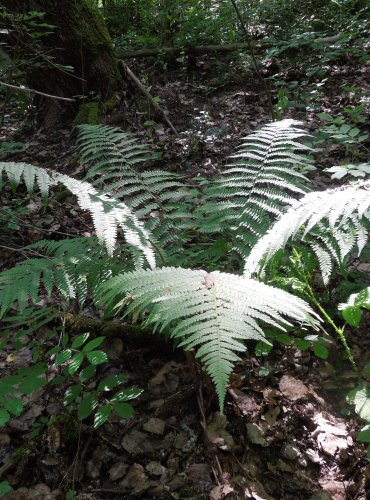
top-left (78, 125), bottom-right (196, 257)
top-left (199, 119), bottom-right (313, 255)
top-left (0, 237), bottom-right (133, 317)
top-left (245, 180), bottom-right (370, 282)
top-left (100, 267), bottom-right (319, 411)
top-left (0, 162), bottom-right (155, 267)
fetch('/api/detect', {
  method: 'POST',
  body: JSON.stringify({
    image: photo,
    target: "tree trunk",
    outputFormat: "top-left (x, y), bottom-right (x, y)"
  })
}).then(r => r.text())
top-left (2, 0), bottom-right (122, 128)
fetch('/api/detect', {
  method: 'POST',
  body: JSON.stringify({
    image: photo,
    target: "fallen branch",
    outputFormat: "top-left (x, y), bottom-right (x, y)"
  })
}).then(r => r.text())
top-left (118, 60), bottom-right (178, 135)
top-left (119, 42), bottom-right (265, 59)
top-left (0, 80), bottom-right (75, 102)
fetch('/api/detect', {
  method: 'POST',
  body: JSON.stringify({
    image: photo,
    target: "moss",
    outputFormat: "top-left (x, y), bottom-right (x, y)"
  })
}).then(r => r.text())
top-left (79, 0), bottom-right (115, 56)
top-left (103, 94), bottom-right (120, 112)
top-left (73, 102), bottom-right (100, 127)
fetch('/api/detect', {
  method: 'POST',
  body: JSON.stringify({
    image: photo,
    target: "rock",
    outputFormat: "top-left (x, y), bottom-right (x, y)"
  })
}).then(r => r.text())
top-left (146, 460), bottom-right (167, 478)
top-left (281, 443), bottom-right (300, 460)
top-left (122, 430), bottom-right (148, 455)
top-left (0, 433), bottom-right (10, 445)
top-left (143, 417), bottom-right (166, 436)
top-left (109, 462), bottom-right (128, 481)
top-left (187, 463), bottom-right (213, 491)
top-left (119, 463), bottom-right (151, 495)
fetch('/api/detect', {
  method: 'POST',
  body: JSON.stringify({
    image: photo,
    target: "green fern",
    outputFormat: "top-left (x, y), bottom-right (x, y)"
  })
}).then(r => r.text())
top-left (78, 125), bottom-right (195, 254)
top-left (0, 162), bottom-right (155, 267)
top-left (245, 180), bottom-right (370, 282)
top-left (199, 119), bottom-right (313, 254)
top-left (100, 267), bottom-right (319, 411)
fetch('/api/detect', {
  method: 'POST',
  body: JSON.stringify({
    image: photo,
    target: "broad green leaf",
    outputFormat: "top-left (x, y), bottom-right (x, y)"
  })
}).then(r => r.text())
top-left (82, 336), bottom-right (105, 352)
top-left (113, 402), bottom-right (134, 419)
top-left (79, 364), bottom-right (96, 382)
top-left (72, 332), bottom-right (90, 349)
top-left (342, 307), bottom-right (361, 327)
top-left (313, 343), bottom-right (328, 359)
top-left (98, 374), bottom-right (126, 392)
top-left (276, 333), bottom-right (292, 345)
top-left (340, 124), bottom-right (351, 134)
top-left (93, 404), bottom-right (111, 428)
top-left (0, 409), bottom-right (10, 427)
top-left (78, 394), bottom-right (99, 420)
top-left (64, 384), bottom-right (82, 405)
top-left (295, 338), bottom-right (309, 351)
top-left (317, 112), bottom-right (333, 122)
top-left (0, 480), bottom-right (12, 496)
top-left (358, 424), bottom-right (370, 443)
top-left (68, 352), bottom-right (84, 375)
top-left (4, 397), bottom-right (23, 416)
top-left (55, 349), bottom-right (73, 365)
top-left (347, 385), bottom-right (370, 421)
top-left (255, 341), bottom-right (272, 357)
top-left (19, 376), bottom-right (48, 394)
top-left (86, 350), bottom-right (108, 365)
top-left (111, 387), bottom-right (143, 403)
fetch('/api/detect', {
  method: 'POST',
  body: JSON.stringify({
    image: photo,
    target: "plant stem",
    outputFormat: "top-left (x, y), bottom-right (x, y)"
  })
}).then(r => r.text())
top-left (306, 284), bottom-right (358, 373)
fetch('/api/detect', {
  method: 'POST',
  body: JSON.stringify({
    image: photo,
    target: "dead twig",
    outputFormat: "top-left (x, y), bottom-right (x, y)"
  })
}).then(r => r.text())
top-left (0, 81), bottom-right (75, 102)
top-left (118, 60), bottom-right (178, 135)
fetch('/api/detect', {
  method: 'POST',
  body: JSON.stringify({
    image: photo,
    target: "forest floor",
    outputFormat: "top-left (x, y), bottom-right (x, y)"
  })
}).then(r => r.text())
top-left (0, 51), bottom-right (370, 499)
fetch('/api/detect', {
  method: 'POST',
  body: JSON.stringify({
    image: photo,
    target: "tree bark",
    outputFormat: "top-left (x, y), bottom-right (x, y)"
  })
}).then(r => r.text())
top-left (1, 0), bottom-right (122, 128)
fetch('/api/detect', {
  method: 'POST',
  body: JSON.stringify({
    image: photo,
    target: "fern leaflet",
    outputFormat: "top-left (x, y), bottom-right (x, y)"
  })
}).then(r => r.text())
top-left (100, 267), bottom-right (319, 411)
top-left (245, 180), bottom-right (370, 282)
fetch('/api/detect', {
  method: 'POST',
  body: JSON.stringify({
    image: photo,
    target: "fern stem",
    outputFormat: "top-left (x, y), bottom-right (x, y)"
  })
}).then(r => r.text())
top-left (148, 238), bottom-right (167, 266)
top-left (306, 286), bottom-right (358, 374)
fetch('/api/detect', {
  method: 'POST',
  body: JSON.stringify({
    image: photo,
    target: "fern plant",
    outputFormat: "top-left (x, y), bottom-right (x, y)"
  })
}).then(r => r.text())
top-left (78, 124), bottom-right (196, 258)
top-left (198, 119), bottom-right (314, 255)
top-left (100, 267), bottom-right (318, 411)
top-left (1, 120), bottom-right (369, 413)
top-left (245, 179), bottom-right (370, 282)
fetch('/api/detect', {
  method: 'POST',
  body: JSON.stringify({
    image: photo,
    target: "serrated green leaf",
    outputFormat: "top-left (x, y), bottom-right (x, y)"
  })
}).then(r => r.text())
top-left (276, 333), bottom-right (292, 345)
top-left (19, 376), bottom-right (48, 394)
top-left (68, 352), bottom-right (84, 375)
top-left (342, 306), bottom-right (361, 327)
top-left (79, 364), bottom-right (96, 382)
top-left (4, 397), bottom-right (23, 416)
top-left (72, 332), bottom-right (90, 349)
top-left (64, 384), bottom-right (82, 405)
top-left (98, 374), bottom-right (126, 392)
top-left (313, 343), bottom-right (328, 359)
top-left (0, 409), bottom-right (10, 427)
top-left (113, 402), bottom-right (134, 419)
top-left (93, 404), bottom-right (111, 428)
top-left (317, 112), bottom-right (333, 122)
top-left (347, 385), bottom-right (370, 421)
top-left (111, 387), bottom-right (143, 403)
top-left (55, 349), bottom-right (73, 365)
top-left (294, 338), bottom-right (309, 350)
top-left (78, 394), bottom-right (98, 420)
top-left (0, 480), bottom-right (12, 496)
top-left (86, 350), bottom-right (108, 365)
top-left (82, 336), bottom-right (105, 352)
top-left (358, 424), bottom-right (370, 443)
top-left (255, 341), bottom-right (272, 357)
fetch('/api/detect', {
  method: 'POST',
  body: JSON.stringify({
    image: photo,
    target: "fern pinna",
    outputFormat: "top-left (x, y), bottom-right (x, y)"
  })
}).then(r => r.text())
top-left (245, 180), bottom-right (370, 283)
top-left (0, 161), bottom-right (155, 267)
top-left (101, 267), bottom-right (319, 411)
top-left (199, 119), bottom-right (314, 255)
top-left (78, 125), bottom-right (195, 257)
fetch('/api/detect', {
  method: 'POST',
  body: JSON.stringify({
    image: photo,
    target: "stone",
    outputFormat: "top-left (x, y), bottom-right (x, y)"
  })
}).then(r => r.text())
top-left (143, 417), bottom-right (166, 436)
